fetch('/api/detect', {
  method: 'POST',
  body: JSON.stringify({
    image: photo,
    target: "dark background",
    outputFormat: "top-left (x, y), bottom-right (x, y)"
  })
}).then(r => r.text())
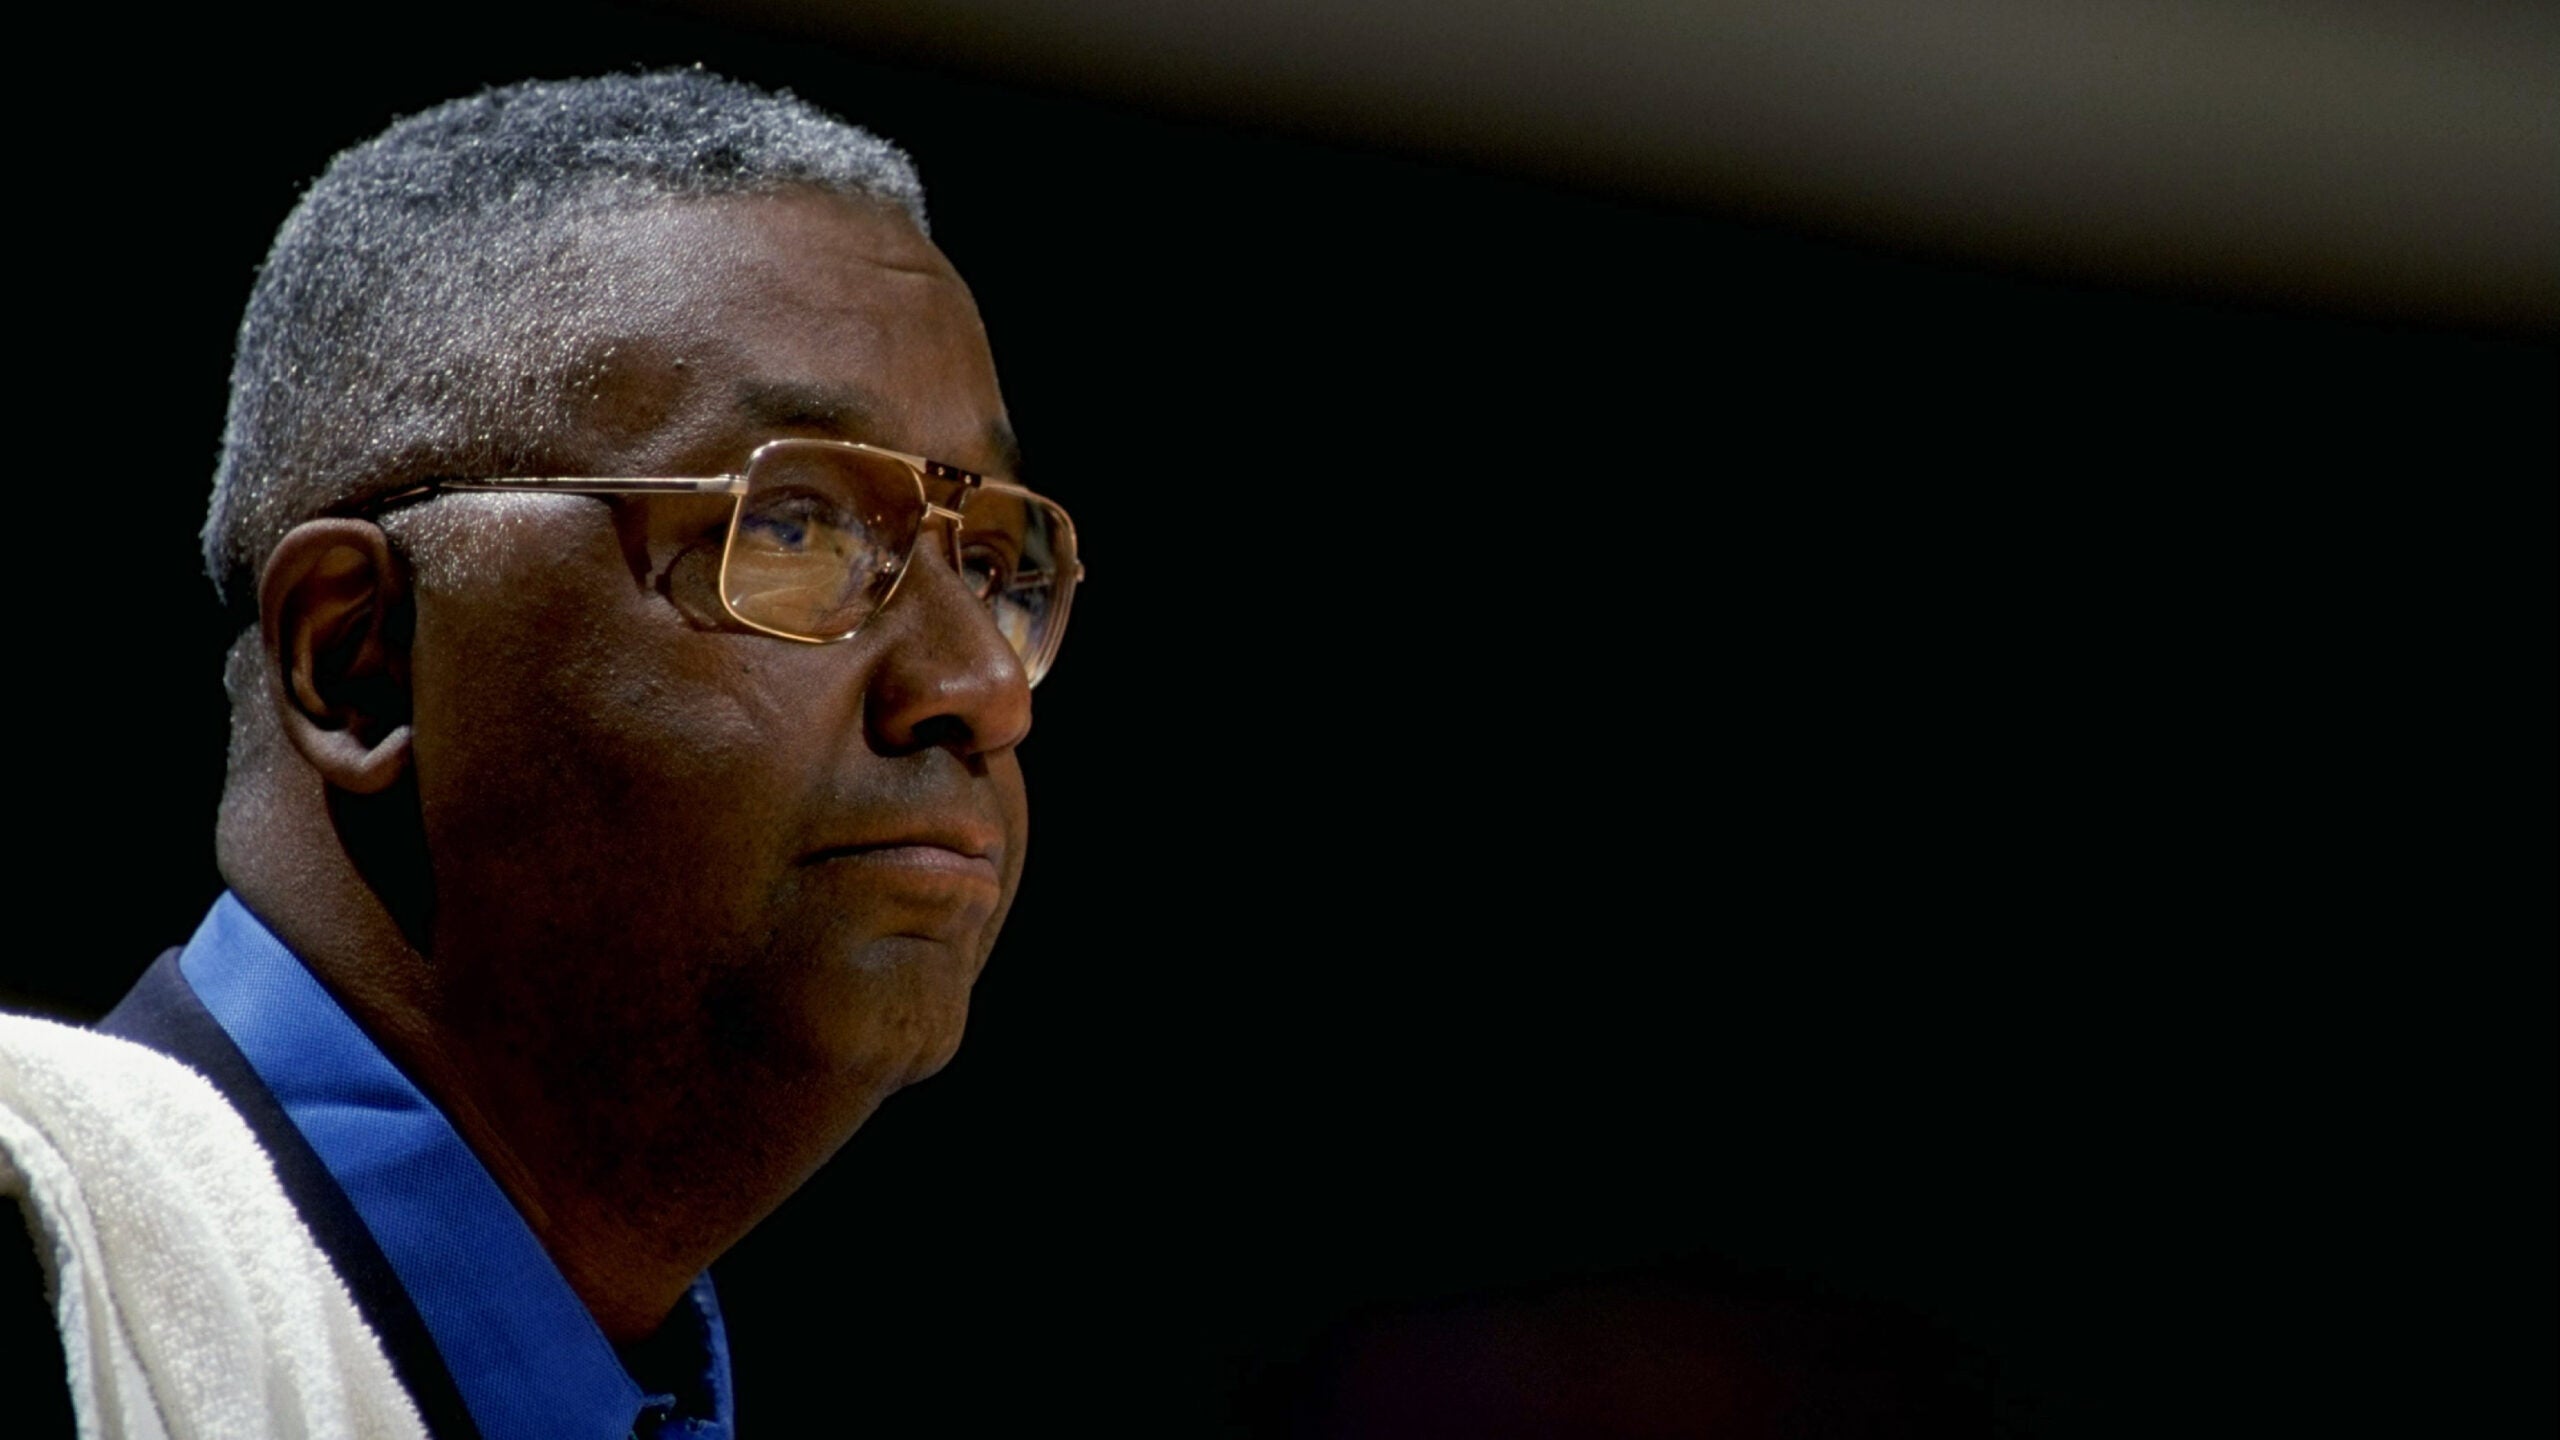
top-left (6, 2), bottom-right (2553, 1435)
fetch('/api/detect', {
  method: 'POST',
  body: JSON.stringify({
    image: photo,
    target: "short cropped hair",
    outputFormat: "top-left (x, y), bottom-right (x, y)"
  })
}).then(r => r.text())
top-left (202, 68), bottom-right (928, 616)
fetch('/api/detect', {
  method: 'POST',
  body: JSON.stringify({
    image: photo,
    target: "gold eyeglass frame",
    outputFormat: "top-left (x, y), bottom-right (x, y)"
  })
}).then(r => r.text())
top-left (366, 438), bottom-right (1083, 685)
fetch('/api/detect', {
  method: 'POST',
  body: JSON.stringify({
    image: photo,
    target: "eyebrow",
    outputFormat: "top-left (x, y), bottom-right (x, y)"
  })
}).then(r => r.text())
top-left (735, 379), bottom-right (880, 438)
top-left (985, 417), bottom-right (1024, 478)
top-left (735, 380), bottom-right (1024, 477)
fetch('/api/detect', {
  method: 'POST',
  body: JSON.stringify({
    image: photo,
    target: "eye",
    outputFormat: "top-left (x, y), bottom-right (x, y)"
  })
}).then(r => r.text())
top-left (736, 487), bottom-right (847, 556)
top-left (959, 540), bottom-right (1018, 602)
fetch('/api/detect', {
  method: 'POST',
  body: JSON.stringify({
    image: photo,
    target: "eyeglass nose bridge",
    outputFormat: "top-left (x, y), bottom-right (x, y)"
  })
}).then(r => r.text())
top-left (918, 499), bottom-right (968, 568)
top-left (907, 450), bottom-right (981, 560)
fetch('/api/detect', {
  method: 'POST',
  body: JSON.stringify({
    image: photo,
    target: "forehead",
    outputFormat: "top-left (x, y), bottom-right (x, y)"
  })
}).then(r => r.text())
top-left (555, 189), bottom-right (1012, 474)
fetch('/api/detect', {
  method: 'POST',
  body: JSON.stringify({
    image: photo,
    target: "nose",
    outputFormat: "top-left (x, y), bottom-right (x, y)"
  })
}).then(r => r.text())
top-left (861, 523), bottom-right (1034, 757)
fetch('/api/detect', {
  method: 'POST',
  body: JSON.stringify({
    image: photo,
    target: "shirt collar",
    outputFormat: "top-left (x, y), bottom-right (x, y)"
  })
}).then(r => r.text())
top-left (180, 892), bottom-right (733, 1440)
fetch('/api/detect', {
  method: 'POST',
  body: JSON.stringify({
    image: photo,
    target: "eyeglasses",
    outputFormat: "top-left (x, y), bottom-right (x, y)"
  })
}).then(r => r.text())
top-left (368, 438), bottom-right (1082, 686)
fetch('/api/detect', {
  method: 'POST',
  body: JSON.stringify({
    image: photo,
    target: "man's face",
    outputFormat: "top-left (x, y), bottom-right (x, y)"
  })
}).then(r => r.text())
top-left (398, 190), bottom-right (1033, 1175)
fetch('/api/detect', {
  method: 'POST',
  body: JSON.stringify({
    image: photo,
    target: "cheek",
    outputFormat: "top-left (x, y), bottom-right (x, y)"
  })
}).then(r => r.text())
top-left (411, 556), bottom-right (821, 951)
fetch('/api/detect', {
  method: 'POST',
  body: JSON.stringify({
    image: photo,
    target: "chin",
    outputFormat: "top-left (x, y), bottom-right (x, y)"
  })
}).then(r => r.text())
top-left (880, 974), bottom-right (977, 1088)
top-left (904, 1020), bottom-right (971, 1082)
top-left (817, 945), bottom-right (980, 1084)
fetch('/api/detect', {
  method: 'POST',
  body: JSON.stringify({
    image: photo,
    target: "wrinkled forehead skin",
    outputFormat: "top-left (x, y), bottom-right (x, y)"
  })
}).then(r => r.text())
top-left (528, 187), bottom-right (1012, 480)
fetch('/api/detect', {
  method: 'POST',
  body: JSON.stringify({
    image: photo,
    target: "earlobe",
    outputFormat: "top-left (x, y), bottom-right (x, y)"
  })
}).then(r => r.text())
top-left (260, 519), bottom-right (415, 796)
top-left (326, 722), bottom-right (415, 797)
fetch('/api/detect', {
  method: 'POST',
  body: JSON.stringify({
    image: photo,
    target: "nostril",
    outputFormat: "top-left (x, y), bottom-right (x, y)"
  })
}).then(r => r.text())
top-left (907, 713), bottom-right (975, 753)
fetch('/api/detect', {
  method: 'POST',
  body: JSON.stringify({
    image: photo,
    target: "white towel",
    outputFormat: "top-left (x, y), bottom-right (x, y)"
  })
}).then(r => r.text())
top-left (0, 1011), bottom-right (428, 1440)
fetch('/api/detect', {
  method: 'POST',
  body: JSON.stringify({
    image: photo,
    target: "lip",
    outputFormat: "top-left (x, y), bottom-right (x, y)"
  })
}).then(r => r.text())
top-left (802, 825), bottom-right (1004, 885)
top-left (822, 843), bottom-right (1001, 885)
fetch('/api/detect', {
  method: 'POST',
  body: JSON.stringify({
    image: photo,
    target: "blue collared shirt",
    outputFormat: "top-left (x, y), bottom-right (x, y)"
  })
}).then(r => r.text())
top-left (179, 893), bottom-right (735, 1440)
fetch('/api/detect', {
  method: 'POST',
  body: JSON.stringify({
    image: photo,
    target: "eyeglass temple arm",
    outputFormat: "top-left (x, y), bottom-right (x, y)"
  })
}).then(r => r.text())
top-left (404, 472), bottom-right (1083, 583)
top-left (440, 476), bottom-right (750, 497)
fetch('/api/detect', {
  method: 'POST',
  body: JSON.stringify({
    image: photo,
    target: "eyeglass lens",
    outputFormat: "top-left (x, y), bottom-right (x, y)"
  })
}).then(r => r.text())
top-left (719, 441), bottom-right (1075, 682)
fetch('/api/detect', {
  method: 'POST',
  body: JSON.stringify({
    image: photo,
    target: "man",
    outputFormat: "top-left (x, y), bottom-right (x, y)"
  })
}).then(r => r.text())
top-left (5, 68), bottom-right (1076, 1438)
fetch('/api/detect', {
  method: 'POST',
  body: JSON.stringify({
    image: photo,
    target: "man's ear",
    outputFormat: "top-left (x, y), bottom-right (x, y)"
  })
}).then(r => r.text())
top-left (260, 519), bottom-right (415, 796)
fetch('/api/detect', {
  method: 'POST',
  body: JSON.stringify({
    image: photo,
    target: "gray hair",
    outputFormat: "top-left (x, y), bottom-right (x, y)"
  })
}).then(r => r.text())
top-left (202, 68), bottom-right (928, 615)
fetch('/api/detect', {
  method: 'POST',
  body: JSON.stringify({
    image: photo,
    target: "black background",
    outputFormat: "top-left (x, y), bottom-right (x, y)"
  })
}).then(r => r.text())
top-left (5, 2), bottom-right (2552, 1434)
